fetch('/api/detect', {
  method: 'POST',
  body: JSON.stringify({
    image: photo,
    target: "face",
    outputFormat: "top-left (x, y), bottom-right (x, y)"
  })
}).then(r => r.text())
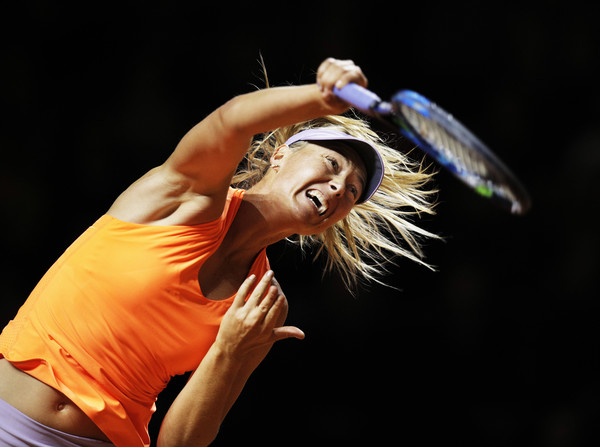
top-left (270, 142), bottom-right (367, 235)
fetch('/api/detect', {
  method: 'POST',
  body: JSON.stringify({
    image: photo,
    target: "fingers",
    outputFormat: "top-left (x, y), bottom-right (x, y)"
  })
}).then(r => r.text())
top-left (273, 325), bottom-right (305, 341)
top-left (248, 273), bottom-right (296, 332)
top-left (236, 270), bottom-right (281, 323)
top-left (232, 270), bottom-right (305, 344)
top-left (231, 274), bottom-right (257, 309)
top-left (316, 57), bottom-right (368, 98)
top-left (233, 270), bottom-right (275, 309)
top-left (245, 270), bottom-right (275, 308)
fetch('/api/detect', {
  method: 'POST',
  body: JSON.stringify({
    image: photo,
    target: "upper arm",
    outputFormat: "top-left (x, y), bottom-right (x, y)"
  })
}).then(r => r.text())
top-left (162, 99), bottom-right (254, 196)
top-left (108, 98), bottom-right (256, 225)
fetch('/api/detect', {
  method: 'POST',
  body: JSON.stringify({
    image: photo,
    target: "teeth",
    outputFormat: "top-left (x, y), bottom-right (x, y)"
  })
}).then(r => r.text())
top-left (307, 190), bottom-right (328, 216)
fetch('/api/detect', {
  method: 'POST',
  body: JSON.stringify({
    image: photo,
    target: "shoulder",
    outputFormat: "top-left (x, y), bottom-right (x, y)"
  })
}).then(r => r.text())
top-left (107, 166), bottom-right (238, 226)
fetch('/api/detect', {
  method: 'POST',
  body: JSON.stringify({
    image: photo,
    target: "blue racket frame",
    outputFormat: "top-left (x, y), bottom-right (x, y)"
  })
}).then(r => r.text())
top-left (334, 83), bottom-right (531, 214)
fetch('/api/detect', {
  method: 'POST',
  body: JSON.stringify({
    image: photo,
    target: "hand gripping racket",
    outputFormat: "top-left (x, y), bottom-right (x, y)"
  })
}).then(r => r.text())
top-left (334, 83), bottom-right (531, 215)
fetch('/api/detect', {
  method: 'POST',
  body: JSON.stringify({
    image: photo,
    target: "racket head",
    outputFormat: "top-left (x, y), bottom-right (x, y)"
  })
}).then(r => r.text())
top-left (389, 90), bottom-right (531, 215)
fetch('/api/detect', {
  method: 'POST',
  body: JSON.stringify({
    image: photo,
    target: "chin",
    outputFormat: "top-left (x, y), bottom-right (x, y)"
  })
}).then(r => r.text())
top-left (297, 220), bottom-right (335, 236)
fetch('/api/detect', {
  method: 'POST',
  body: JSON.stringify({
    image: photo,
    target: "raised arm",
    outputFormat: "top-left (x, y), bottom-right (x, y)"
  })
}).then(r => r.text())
top-left (107, 58), bottom-right (367, 225)
top-left (163, 58), bottom-right (367, 194)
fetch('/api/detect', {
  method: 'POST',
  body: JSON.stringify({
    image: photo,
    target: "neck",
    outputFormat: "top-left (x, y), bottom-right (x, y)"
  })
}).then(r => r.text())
top-left (225, 190), bottom-right (293, 259)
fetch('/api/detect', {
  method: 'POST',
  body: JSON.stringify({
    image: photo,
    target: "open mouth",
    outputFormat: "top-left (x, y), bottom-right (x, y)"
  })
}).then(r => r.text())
top-left (306, 190), bottom-right (328, 216)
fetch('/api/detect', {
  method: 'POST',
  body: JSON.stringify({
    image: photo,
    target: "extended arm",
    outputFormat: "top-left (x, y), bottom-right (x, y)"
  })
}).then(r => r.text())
top-left (107, 58), bottom-right (367, 225)
top-left (163, 58), bottom-right (367, 194)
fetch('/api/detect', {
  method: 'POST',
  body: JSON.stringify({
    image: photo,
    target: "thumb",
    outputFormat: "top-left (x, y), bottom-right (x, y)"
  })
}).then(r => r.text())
top-left (273, 326), bottom-right (305, 342)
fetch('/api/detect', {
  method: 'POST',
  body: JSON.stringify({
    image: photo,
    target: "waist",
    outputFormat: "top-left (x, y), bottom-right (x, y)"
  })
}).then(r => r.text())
top-left (0, 359), bottom-right (112, 443)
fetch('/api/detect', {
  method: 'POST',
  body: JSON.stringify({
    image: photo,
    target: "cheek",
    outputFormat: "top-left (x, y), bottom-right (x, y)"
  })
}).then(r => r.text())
top-left (335, 203), bottom-right (354, 222)
top-left (279, 160), bottom-right (324, 186)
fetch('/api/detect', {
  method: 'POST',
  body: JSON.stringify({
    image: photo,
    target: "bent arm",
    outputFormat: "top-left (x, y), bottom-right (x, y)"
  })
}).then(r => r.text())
top-left (162, 84), bottom-right (338, 195)
top-left (163, 57), bottom-right (367, 196)
top-left (157, 272), bottom-right (303, 447)
top-left (108, 58), bottom-right (366, 224)
top-left (107, 85), bottom-right (335, 224)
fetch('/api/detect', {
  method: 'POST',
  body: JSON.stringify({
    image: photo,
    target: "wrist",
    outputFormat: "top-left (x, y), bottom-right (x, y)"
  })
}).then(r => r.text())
top-left (210, 340), bottom-right (245, 366)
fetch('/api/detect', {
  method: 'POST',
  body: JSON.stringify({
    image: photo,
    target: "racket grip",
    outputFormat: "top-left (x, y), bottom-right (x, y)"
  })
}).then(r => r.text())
top-left (333, 83), bottom-right (382, 112)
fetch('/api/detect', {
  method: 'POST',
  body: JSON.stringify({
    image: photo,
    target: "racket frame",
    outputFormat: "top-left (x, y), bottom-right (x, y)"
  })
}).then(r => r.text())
top-left (334, 83), bottom-right (531, 214)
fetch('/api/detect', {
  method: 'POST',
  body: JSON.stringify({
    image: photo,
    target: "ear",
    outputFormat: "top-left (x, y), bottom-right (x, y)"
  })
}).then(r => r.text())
top-left (270, 144), bottom-right (289, 169)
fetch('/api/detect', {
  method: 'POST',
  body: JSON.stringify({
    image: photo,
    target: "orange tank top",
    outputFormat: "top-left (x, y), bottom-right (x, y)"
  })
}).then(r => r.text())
top-left (0, 188), bottom-right (269, 447)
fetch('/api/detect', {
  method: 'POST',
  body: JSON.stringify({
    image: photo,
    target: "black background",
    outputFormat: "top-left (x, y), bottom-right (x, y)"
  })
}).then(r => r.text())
top-left (1, 2), bottom-right (599, 446)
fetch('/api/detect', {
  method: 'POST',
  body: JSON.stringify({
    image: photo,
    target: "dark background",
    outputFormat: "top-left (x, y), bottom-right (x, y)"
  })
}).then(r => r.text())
top-left (1, 2), bottom-right (599, 446)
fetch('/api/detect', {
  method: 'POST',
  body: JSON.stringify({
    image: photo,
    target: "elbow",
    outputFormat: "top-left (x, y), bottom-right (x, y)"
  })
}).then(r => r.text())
top-left (215, 94), bottom-right (257, 143)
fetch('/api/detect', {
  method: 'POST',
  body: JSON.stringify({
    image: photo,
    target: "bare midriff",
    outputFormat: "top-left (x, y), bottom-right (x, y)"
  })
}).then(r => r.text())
top-left (0, 358), bottom-right (111, 442)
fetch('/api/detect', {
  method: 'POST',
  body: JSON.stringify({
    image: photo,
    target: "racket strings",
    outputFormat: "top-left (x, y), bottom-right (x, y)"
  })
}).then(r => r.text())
top-left (400, 105), bottom-right (521, 204)
top-left (401, 105), bottom-right (488, 178)
top-left (386, 91), bottom-right (529, 214)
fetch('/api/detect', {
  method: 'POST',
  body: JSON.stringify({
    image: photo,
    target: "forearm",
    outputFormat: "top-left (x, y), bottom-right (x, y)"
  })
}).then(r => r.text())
top-left (157, 344), bottom-right (243, 447)
top-left (220, 344), bottom-right (272, 418)
top-left (218, 84), bottom-right (333, 140)
top-left (193, 56), bottom-right (364, 157)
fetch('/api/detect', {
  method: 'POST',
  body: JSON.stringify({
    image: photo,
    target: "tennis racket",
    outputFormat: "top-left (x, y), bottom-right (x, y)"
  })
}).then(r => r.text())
top-left (334, 83), bottom-right (531, 215)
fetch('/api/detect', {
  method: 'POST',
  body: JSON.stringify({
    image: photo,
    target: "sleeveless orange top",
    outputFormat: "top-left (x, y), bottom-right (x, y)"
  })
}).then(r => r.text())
top-left (0, 188), bottom-right (269, 447)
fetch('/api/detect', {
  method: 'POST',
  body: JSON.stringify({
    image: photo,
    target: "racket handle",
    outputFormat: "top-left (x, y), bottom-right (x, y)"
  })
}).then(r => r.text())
top-left (333, 83), bottom-right (382, 112)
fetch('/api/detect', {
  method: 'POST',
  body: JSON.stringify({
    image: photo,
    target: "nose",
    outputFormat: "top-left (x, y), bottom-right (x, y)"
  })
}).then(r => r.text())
top-left (329, 179), bottom-right (344, 196)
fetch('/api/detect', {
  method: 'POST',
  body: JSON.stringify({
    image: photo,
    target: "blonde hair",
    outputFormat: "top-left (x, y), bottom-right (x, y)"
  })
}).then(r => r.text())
top-left (232, 113), bottom-right (439, 293)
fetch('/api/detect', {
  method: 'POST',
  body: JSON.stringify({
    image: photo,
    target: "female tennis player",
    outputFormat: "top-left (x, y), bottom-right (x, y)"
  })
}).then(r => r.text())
top-left (0, 57), bottom-right (437, 446)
